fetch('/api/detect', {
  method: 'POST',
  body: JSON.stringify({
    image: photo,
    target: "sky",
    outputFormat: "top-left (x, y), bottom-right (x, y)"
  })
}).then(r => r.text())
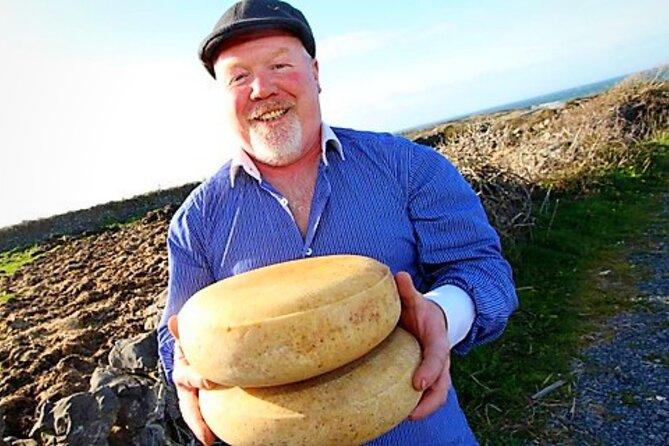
top-left (0, 0), bottom-right (668, 228)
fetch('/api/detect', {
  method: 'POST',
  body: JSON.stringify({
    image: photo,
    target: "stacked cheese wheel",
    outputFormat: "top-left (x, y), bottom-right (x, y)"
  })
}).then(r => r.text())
top-left (178, 255), bottom-right (423, 446)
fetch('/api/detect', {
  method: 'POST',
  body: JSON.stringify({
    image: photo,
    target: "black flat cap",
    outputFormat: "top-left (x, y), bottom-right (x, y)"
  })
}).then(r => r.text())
top-left (199, 0), bottom-right (316, 79)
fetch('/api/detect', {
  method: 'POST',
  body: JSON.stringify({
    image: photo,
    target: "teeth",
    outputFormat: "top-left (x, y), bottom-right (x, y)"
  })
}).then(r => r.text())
top-left (255, 108), bottom-right (288, 122)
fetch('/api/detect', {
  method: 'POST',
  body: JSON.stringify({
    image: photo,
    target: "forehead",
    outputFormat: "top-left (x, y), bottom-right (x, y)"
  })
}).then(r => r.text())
top-left (213, 30), bottom-right (305, 66)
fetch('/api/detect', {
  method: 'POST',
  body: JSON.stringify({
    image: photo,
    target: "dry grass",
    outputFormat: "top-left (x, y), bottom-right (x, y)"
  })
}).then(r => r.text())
top-left (413, 69), bottom-right (669, 236)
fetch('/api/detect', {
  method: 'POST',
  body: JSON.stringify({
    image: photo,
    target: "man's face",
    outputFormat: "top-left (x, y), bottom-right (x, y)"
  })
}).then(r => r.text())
top-left (213, 31), bottom-right (322, 166)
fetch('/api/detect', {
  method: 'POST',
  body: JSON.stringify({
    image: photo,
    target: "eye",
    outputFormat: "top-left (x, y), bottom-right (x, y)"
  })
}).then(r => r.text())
top-left (228, 73), bottom-right (249, 86)
top-left (271, 63), bottom-right (291, 71)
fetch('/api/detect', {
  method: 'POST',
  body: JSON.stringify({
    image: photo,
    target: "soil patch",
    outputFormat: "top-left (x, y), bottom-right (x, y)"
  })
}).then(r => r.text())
top-left (0, 207), bottom-right (173, 437)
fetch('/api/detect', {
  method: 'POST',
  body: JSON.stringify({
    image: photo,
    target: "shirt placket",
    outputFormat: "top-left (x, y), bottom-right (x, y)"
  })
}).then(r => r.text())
top-left (257, 164), bottom-right (332, 258)
top-left (257, 181), bottom-right (297, 223)
top-left (302, 164), bottom-right (331, 257)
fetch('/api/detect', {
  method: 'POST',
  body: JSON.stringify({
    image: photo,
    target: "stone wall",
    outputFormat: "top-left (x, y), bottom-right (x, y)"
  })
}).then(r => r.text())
top-left (0, 184), bottom-right (199, 253)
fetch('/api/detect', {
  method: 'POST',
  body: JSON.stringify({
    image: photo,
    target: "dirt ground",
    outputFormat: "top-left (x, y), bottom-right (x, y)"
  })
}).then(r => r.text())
top-left (0, 207), bottom-right (173, 438)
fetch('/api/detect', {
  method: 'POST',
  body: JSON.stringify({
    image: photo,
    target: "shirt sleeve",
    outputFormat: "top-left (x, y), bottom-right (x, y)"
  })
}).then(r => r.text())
top-left (157, 196), bottom-right (215, 384)
top-left (407, 141), bottom-right (518, 355)
top-left (425, 285), bottom-right (475, 348)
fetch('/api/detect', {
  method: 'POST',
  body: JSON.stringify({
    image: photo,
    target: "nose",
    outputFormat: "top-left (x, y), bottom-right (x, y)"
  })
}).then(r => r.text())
top-left (250, 72), bottom-right (277, 101)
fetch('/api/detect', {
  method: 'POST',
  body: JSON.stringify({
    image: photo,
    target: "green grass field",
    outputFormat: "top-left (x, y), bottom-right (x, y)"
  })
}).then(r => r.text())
top-left (0, 246), bottom-right (44, 303)
top-left (454, 137), bottom-right (668, 444)
top-left (0, 246), bottom-right (42, 277)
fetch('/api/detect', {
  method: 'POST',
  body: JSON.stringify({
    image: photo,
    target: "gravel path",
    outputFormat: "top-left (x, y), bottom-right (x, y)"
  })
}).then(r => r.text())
top-left (546, 195), bottom-right (668, 444)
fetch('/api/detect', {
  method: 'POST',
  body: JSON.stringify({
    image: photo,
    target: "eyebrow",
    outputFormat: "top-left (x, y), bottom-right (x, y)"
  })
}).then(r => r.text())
top-left (221, 47), bottom-right (292, 72)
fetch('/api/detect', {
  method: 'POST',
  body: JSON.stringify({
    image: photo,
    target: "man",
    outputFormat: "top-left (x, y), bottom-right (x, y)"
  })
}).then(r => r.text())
top-left (158, 1), bottom-right (518, 444)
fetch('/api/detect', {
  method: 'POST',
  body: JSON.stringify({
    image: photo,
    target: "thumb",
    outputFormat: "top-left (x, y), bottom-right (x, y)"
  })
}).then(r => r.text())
top-left (395, 272), bottom-right (422, 309)
top-left (168, 315), bottom-right (180, 340)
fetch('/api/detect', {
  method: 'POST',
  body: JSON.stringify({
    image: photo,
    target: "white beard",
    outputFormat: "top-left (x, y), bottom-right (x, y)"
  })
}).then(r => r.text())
top-left (248, 112), bottom-right (303, 166)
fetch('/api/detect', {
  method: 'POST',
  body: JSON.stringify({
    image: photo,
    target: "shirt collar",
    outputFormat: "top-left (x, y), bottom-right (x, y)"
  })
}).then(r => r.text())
top-left (229, 122), bottom-right (344, 188)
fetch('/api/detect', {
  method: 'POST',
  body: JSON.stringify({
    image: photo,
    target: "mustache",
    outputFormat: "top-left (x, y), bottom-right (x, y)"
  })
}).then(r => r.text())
top-left (248, 100), bottom-right (294, 120)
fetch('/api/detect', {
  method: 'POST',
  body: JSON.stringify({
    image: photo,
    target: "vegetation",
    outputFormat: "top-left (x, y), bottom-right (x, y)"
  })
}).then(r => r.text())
top-left (454, 138), bottom-right (668, 444)
top-left (412, 74), bottom-right (668, 237)
top-left (0, 245), bottom-right (45, 304)
top-left (0, 245), bottom-right (42, 277)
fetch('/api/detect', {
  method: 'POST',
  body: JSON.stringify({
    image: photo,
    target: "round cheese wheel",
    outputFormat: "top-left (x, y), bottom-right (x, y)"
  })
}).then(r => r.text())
top-left (199, 327), bottom-right (422, 446)
top-left (178, 255), bottom-right (401, 387)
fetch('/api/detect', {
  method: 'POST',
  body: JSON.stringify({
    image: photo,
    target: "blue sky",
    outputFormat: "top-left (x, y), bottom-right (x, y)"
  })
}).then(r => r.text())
top-left (1, 0), bottom-right (667, 227)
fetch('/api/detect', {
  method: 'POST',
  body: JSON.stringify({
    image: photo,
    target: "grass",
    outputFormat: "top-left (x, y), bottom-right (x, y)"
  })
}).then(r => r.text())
top-left (0, 199), bottom-right (148, 305)
top-left (0, 212), bottom-right (141, 278)
top-left (0, 292), bottom-right (14, 304)
top-left (453, 137), bottom-right (668, 444)
top-left (429, 79), bottom-right (668, 236)
top-left (0, 245), bottom-right (44, 304)
top-left (101, 213), bottom-right (143, 231)
top-left (0, 246), bottom-right (42, 276)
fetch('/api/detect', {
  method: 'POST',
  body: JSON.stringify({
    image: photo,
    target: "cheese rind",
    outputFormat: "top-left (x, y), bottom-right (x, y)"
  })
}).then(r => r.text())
top-left (199, 328), bottom-right (423, 446)
top-left (178, 255), bottom-right (401, 387)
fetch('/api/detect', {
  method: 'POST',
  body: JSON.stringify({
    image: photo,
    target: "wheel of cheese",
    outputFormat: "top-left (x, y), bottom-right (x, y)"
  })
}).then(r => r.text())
top-left (178, 255), bottom-right (401, 387)
top-left (199, 327), bottom-right (422, 446)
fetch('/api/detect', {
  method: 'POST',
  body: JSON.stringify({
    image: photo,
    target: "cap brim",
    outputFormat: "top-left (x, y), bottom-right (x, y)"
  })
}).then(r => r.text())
top-left (199, 18), bottom-right (312, 79)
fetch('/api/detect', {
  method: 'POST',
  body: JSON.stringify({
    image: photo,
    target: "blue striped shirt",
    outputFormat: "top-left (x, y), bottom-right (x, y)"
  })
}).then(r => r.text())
top-left (158, 126), bottom-right (517, 445)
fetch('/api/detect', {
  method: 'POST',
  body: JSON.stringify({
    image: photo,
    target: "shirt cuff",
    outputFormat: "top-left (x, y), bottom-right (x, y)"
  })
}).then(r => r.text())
top-left (425, 285), bottom-right (475, 349)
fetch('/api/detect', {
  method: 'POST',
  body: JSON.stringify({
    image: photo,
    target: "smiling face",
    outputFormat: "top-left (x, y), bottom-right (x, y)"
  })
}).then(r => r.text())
top-left (213, 30), bottom-right (322, 167)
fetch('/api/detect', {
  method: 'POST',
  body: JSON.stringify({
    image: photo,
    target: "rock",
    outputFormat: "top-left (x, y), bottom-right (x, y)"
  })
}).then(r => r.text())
top-left (0, 396), bottom-right (34, 441)
top-left (94, 387), bottom-right (121, 430)
top-left (31, 391), bottom-right (117, 446)
top-left (7, 316), bottom-right (29, 330)
top-left (108, 332), bottom-right (158, 373)
top-left (90, 367), bottom-right (159, 430)
top-left (155, 373), bottom-right (180, 422)
top-left (89, 366), bottom-right (119, 393)
top-left (3, 438), bottom-right (39, 446)
top-left (29, 401), bottom-right (54, 438)
top-left (109, 423), bottom-right (166, 446)
top-left (135, 424), bottom-right (166, 446)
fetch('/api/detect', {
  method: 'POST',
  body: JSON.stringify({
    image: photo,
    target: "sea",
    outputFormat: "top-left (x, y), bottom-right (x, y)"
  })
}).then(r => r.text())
top-left (403, 66), bottom-right (667, 134)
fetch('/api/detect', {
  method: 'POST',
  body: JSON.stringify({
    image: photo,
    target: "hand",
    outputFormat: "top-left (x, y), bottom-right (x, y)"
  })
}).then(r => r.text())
top-left (395, 272), bottom-right (452, 421)
top-left (168, 315), bottom-right (217, 446)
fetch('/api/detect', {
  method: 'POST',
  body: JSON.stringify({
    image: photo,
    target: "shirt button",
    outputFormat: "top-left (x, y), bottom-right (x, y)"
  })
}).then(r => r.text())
top-left (279, 197), bottom-right (288, 206)
top-left (305, 248), bottom-right (313, 256)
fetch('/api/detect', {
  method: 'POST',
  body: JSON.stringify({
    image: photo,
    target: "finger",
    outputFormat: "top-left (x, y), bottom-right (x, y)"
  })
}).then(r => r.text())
top-left (413, 342), bottom-right (449, 391)
top-left (412, 305), bottom-right (450, 389)
top-left (173, 340), bottom-right (186, 362)
top-left (395, 272), bottom-right (422, 310)
top-left (409, 369), bottom-right (452, 421)
top-left (177, 388), bottom-right (217, 445)
top-left (174, 361), bottom-right (214, 390)
top-left (168, 315), bottom-right (180, 340)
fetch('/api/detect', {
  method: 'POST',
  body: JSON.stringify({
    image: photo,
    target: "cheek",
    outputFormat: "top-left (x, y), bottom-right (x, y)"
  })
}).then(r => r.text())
top-left (282, 71), bottom-right (314, 95)
top-left (223, 90), bottom-right (249, 120)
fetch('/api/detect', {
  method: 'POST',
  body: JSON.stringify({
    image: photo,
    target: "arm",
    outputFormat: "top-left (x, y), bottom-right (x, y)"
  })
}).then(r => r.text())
top-left (398, 141), bottom-right (518, 420)
top-left (157, 200), bottom-right (215, 383)
top-left (407, 142), bottom-right (518, 354)
top-left (157, 197), bottom-right (217, 445)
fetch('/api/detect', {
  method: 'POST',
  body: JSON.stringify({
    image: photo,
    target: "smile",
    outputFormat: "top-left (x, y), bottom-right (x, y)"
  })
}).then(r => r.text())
top-left (252, 107), bottom-right (290, 122)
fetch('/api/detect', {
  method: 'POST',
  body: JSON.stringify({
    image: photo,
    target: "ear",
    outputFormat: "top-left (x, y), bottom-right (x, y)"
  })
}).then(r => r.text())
top-left (312, 58), bottom-right (321, 93)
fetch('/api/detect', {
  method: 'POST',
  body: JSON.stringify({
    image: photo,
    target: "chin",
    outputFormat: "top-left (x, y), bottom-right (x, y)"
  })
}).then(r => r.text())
top-left (249, 116), bottom-right (303, 166)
